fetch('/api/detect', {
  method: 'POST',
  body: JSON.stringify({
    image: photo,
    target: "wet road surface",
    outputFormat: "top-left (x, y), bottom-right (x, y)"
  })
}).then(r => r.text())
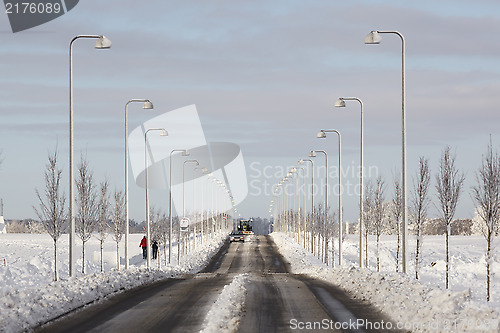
top-left (35, 235), bottom-right (403, 333)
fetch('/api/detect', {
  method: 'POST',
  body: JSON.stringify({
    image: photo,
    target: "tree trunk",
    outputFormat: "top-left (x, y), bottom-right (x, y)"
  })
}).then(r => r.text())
top-left (324, 235), bottom-right (328, 265)
top-left (396, 220), bottom-right (401, 272)
top-left (53, 239), bottom-right (58, 281)
top-left (365, 231), bottom-right (369, 268)
top-left (376, 232), bottom-right (380, 272)
top-left (116, 242), bottom-right (120, 271)
top-left (100, 240), bottom-right (104, 272)
top-left (311, 227), bottom-right (314, 254)
top-left (415, 232), bottom-right (420, 280)
top-left (446, 225), bottom-right (450, 289)
top-left (164, 245), bottom-right (167, 266)
top-left (487, 232), bottom-right (491, 302)
top-left (82, 241), bottom-right (86, 274)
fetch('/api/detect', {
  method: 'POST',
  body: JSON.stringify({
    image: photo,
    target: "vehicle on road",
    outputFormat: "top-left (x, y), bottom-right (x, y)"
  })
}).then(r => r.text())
top-left (229, 231), bottom-right (245, 242)
top-left (237, 219), bottom-right (254, 235)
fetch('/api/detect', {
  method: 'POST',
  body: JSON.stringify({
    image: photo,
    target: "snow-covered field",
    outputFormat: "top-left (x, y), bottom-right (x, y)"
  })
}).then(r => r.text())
top-left (272, 232), bottom-right (500, 333)
top-left (0, 232), bottom-right (227, 333)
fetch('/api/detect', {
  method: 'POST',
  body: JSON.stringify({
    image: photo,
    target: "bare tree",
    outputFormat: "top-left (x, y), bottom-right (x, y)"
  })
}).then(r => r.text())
top-left (363, 180), bottom-right (374, 268)
top-left (75, 158), bottom-right (98, 274)
top-left (95, 180), bottom-right (110, 272)
top-left (33, 150), bottom-right (67, 281)
top-left (150, 207), bottom-right (162, 268)
top-left (472, 140), bottom-right (500, 301)
top-left (313, 204), bottom-right (325, 261)
top-left (411, 157), bottom-right (431, 280)
top-left (391, 174), bottom-right (403, 272)
top-left (111, 190), bottom-right (124, 270)
top-left (435, 146), bottom-right (465, 289)
top-left (372, 176), bottom-right (386, 272)
top-left (158, 212), bottom-right (169, 266)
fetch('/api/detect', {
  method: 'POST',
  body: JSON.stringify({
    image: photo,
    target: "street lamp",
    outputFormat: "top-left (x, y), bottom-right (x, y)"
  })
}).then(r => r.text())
top-left (335, 97), bottom-right (364, 268)
top-left (365, 30), bottom-right (407, 273)
top-left (69, 34), bottom-right (111, 277)
top-left (317, 129), bottom-right (343, 266)
top-left (309, 150), bottom-right (329, 265)
top-left (124, 99), bottom-right (153, 269)
top-left (169, 149), bottom-right (190, 264)
top-left (144, 128), bottom-right (168, 268)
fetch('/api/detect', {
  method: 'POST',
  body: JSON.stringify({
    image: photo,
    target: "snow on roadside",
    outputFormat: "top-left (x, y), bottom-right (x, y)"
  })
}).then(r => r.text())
top-left (199, 273), bottom-right (249, 333)
top-left (271, 232), bottom-right (500, 333)
top-left (0, 232), bottom-right (227, 333)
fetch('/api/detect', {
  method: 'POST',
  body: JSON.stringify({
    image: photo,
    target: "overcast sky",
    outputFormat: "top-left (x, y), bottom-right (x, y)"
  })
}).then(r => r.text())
top-left (1, 0), bottom-right (500, 223)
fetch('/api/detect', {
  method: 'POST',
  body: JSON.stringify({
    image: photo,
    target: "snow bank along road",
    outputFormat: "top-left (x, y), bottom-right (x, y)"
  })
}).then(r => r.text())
top-left (35, 235), bottom-right (402, 333)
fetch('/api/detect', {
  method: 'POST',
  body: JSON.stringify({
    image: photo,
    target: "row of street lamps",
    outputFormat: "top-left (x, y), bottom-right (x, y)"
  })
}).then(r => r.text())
top-left (68, 34), bottom-right (236, 275)
top-left (270, 30), bottom-right (407, 273)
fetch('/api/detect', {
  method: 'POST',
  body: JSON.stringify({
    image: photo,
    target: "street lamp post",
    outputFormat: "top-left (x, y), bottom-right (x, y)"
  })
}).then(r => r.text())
top-left (335, 97), bottom-right (363, 267)
top-left (69, 34), bottom-right (111, 277)
top-left (309, 150), bottom-right (328, 265)
top-left (365, 30), bottom-right (407, 273)
top-left (124, 99), bottom-right (153, 269)
top-left (144, 128), bottom-right (168, 268)
top-left (169, 149), bottom-right (189, 264)
top-left (317, 130), bottom-right (343, 266)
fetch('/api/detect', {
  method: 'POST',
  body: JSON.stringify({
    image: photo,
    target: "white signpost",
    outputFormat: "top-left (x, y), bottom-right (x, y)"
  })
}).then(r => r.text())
top-left (180, 217), bottom-right (190, 232)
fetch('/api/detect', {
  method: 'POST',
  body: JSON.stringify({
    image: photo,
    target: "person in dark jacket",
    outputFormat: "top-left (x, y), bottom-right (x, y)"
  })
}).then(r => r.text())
top-left (152, 241), bottom-right (159, 260)
top-left (139, 236), bottom-right (147, 259)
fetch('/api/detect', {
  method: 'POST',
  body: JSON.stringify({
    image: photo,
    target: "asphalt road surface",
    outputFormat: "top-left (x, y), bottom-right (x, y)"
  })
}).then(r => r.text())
top-left (35, 235), bottom-right (404, 333)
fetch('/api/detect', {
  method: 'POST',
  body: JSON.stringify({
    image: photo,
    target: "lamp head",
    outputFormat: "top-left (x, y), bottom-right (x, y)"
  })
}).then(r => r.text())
top-left (334, 98), bottom-right (345, 108)
top-left (309, 151), bottom-right (316, 158)
top-left (364, 31), bottom-right (382, 44)
top-left (94, 35), bottom-right (112, 49)
top-left (142, 100), bottom-right (154, 109)
top-left (182, 150), bottom-right (190, 156)
top-left (202, 167), bottom-right (208, 173)
top-left (298, 159), bottom-right (304, 165)
top-left (317, 130), bottom-right (327, 138)
top-left (160, 129), bottom-right (168, 136)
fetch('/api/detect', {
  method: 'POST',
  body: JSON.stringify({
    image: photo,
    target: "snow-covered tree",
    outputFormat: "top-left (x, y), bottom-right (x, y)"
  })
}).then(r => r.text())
top-left (150, 207), bottom-right (164, 268)
top-left (111, 190), bottom-right (124, 270)
top-left (95, 180), bottom-right (110, 272)
top-left (390, 174), bottom-right (403, 272)
top-left (472, 140), bottom-right (500, 301)
top-left (411, 157), bottom-right (431, 280)
top-left (363, 180), bottom-right (374, 268)
top-left (33, 150), bottom-right (67, 281)
top-left (372, 176), bottom-right (386, 272)
top-left (75, 158), bottom-right (98, 274)
top-left (313, 204), bottom-right (326, 262)
top-left (435, 146), bottom-right (465, 289)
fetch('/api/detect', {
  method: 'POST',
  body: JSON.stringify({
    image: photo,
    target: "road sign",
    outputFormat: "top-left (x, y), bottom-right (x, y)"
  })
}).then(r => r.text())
top-left (181, 217), bottom-right (190, 232)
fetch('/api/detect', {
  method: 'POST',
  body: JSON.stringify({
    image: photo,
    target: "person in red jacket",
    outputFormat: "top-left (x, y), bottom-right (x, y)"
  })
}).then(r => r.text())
top-left (139, 236), bottom-right (147, 259)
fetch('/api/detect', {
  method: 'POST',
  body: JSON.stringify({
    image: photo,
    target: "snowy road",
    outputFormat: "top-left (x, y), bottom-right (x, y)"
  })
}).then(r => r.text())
top-left (35, 236), bottom-right (401, 333)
